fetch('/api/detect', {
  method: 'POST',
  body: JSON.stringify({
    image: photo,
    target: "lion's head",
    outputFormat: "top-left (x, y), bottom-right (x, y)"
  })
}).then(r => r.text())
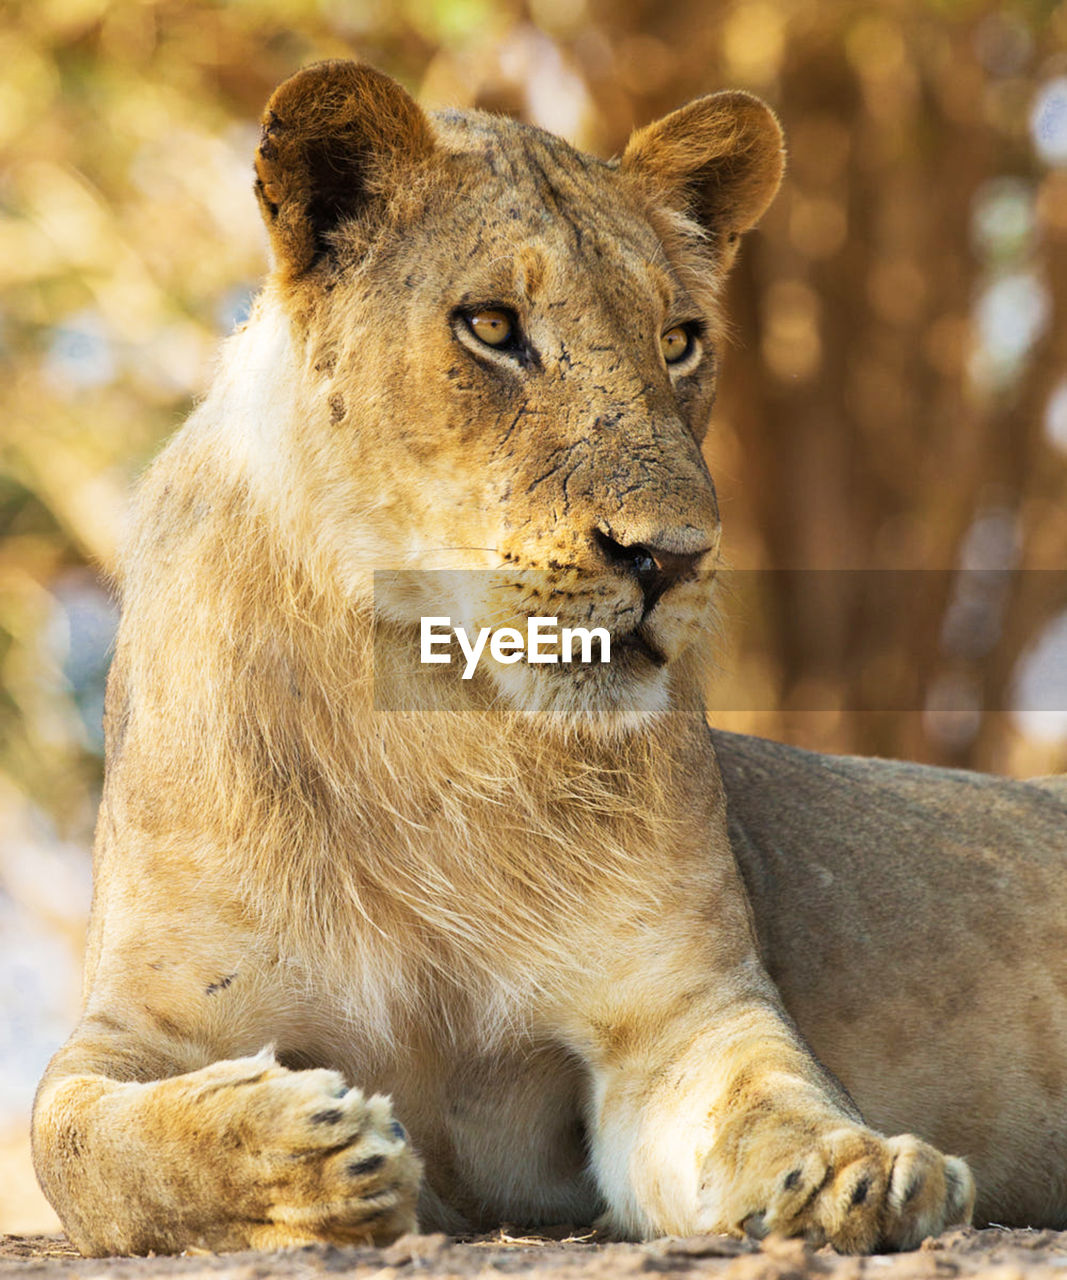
top-left (246, 61), bottom-right (783, 730)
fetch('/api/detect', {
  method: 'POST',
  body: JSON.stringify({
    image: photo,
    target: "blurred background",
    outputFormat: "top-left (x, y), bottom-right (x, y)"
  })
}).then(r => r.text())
top-left (1, 0), bottom-right (1066, 1234)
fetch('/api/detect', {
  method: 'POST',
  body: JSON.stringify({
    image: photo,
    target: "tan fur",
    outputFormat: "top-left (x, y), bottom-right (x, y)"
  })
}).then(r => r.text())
top-left (32, 61), bottom-right (1065, 1257)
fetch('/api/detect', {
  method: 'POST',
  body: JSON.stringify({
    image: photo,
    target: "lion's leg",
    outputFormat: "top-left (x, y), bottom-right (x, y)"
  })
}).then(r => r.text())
top-left (583, 972), bottom-right (973, 1251)
top-left (33, 1023), bottom-right (420, 1256)
top-left (32, 886), bottom-right (422, 1263)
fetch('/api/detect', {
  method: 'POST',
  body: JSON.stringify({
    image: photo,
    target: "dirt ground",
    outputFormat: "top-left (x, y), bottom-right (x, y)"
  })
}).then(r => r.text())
top-left (2, 1228), bottom-right (1066, 1280)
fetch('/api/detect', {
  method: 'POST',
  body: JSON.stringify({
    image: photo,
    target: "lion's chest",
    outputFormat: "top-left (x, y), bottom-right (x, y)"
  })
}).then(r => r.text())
top-left (374, 1039), bottom-right (601, 1231)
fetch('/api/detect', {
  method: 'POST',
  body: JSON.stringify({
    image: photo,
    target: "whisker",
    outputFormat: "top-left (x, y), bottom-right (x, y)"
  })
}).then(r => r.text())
top-left (422, 547), bottom-right (503, 556)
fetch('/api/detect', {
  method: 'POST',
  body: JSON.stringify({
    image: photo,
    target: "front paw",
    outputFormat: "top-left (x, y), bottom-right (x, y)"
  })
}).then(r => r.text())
top-left (705, 1127), bottom-right (974, 1252)
top-left (186, 1052), bottom-right (422, 1248)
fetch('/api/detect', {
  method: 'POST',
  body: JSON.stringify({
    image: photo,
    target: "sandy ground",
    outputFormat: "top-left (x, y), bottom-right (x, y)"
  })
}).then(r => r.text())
top-left (3, 1132), bottom-right (1064, 1278)
top-left (2, 1228), bottom-right (1066, 1280)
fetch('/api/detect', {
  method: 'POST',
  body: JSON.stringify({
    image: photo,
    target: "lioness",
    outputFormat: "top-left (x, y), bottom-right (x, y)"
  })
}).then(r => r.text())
top-left (32, 61), bottom-right (1067, 1258)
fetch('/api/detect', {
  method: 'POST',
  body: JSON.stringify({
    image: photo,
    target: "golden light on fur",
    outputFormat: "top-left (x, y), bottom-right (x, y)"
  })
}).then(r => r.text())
top-left (30, 58), bottom-right (1067, 1261)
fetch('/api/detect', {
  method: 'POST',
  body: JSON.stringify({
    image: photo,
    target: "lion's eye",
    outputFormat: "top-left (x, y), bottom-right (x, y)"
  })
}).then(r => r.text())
top-left (661, 325), bottom-right (693, 364)
top-left (466, 309), bottom-right (515, 347)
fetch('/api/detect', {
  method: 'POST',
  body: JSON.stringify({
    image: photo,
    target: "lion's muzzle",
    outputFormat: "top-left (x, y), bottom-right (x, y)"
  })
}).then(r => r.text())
top-left (592, 527), bottom-right (714, 619)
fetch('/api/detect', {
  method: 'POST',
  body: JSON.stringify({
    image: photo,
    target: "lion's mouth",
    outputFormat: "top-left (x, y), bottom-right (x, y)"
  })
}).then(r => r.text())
top-left (609, 628), bottom-right (667, 668)
top-left (544, 624), bottom-right (666, 670)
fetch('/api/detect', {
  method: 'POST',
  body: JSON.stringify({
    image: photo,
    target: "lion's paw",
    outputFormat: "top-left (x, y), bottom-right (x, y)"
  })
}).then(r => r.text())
top-left (717, 1128), bottom-right (974, 1253)
top-left (186, 1051), bottom-right (421, 1249)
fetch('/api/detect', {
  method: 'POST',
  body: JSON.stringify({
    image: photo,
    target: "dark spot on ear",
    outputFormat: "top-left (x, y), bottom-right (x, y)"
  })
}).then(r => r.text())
top-left (783, 1168), bottom-right (803, 1191)
top-left (348, 1154), bottom-right (386, 1177)
top-left (253, 178), bottom-right (278, 221)
top-left (329, 393), bottom-right (346, 424)
top-left (310, 1108), bottom-right (344, 1126)
top-left (205, 973), bottom-right (236, 996)
top-left (850, 1176), bottom-right (870, 1207)
top-left (389, 1120), bottom-right (406, 1141)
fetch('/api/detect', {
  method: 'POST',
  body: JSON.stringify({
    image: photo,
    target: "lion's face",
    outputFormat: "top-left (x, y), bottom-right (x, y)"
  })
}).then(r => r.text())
top-left (253, 63), bottom-right (783, 728)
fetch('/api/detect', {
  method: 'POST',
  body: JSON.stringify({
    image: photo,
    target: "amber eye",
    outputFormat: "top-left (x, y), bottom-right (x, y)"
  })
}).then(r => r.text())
top-left (661, 325), bottom-right (693, 364)
top-left (466, 309), bottom-right (514, 347)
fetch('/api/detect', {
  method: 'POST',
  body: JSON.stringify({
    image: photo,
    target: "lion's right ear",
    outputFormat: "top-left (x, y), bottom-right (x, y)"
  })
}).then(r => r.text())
top-left (254, 61), bottom-right (435, 279)
top-left (621, 92), bottom-right (784, 265)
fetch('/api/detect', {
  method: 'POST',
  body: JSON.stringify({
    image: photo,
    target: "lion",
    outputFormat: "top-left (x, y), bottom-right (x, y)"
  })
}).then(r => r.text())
top-left (31, 60), bottom-right (1067, 1259)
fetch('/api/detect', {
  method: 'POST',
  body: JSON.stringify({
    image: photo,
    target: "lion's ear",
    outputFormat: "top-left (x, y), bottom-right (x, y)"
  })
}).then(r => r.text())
top-left (254, 60), bottom-right (435, 279)
top-left (621, 92), bottom-right (784, 258)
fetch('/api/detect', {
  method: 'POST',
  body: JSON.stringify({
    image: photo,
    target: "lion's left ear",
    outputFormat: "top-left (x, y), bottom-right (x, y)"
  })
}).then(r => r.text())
top-left (621, 92), bottom-right (784, 258)
top-left (254, 60), bottom-right (435, 279)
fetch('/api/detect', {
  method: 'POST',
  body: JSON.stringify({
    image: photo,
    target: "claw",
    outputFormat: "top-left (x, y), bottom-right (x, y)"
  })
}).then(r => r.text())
top-left (742, 1211), bottom-right (768, 1239)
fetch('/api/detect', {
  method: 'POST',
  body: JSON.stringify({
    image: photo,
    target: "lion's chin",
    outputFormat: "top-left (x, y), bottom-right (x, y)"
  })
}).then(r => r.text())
top-left (487, 649), bottom-right (672, 737)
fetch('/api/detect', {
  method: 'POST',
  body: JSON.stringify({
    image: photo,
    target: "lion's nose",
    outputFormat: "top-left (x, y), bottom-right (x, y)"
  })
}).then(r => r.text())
top-left (592, 528), bottom-right (712, 615)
